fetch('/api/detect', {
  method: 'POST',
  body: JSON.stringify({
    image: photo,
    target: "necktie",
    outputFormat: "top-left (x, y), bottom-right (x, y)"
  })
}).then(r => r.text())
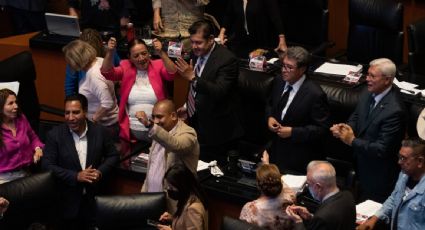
top-left (277, 85), bottom-right (292, 120)
top-left (187, 57), bottom-right (205, 118)
top-left (367, 95), bottom-right (376, 118)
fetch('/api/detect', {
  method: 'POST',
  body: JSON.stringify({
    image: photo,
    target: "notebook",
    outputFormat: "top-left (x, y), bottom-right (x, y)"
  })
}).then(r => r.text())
top-left (45, 13), bottom-right (80, 37)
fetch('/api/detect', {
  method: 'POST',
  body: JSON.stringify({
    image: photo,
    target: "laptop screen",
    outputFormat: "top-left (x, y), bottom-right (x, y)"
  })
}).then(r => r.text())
top-left (45, 13), bottom-right (80, 37)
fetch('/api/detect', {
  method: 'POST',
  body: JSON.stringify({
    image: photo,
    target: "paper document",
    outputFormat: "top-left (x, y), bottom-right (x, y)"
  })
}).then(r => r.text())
top-left (356, 200), bottom-right (382, 224)
top-left (0, 81), bottom-right (20, 94)
top-left (314, 62), bottom-right (362, 76)
top-left (197, 160), bottom-right (209, 172)
top-left (281, 174), bottom-right (306, 192)
top-left (394, 78), bottom-right (421, 95)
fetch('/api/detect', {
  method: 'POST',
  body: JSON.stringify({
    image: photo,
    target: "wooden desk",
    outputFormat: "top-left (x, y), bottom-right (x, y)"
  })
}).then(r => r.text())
top-left (0, 32), bottom-right (66, 121)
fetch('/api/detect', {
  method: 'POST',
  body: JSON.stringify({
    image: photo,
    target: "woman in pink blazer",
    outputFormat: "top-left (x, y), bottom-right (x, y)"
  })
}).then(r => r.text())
top-left (101, 37), bottom-right (176, 145)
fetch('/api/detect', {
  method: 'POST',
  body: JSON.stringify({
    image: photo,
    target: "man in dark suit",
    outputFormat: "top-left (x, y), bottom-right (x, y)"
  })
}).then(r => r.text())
top-left (330, 58), bottom-right (406, 202)
top-left (286, 161), bottom-right (356, 230)
top-left (42, 94), bottom-right (119, 229)
top-left (175, 20), bottom-right (243, 164)
top-left (266, 46), bottom-right (330, 173)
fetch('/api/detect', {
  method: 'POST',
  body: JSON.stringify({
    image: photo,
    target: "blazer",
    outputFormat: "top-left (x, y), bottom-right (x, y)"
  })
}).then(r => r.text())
top-left (141, 120), bottom-right (200, 192)
top-left (172, 195), bottom-right (207, 230)
top-left (222, 0), bottom-right (284, 49)
top-left (192, 44), bottom-right (243, 146)
top-left (347, 86), bottom-right (406, 202)
top-left (266, 75), bottom-right (331, 173)
top-left (295, 191), bottom-right (356, 230)
top-left (42, 121), bottom-right (119, 219)
top-left (101, 59), bottom-right (175, 142)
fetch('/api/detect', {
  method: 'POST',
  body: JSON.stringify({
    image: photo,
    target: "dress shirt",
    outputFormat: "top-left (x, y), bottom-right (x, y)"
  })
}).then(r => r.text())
top-left (70, 123), bottom-right (88, 169)
top-left (372, 86), bottom-right (392, 108)
top-left (281, 75), bottom-right (306, 120)
top-left (144, 124), bottom-right (177, 192)
top-left (0, 115), bottom-right (44, 173)
top-left (195, 42), bottom-right (216, 78)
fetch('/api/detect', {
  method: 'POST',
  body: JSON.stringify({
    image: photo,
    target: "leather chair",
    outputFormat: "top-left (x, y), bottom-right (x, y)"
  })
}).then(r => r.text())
top-left (94, 192), bottom-right (166, 230)
top-left (221, 216), bottom-right (265, 230)
top-left (280, 0), bottom-right (333, 56)
top-left (346, 0), bottom-right (404, 65)
top-left (0, 51), bottom-right (63, 141)
top-left (0, 172), bottom-right (57, 229)
top-left (407, 18), bottom-right (425, 87)
top-left (236, 67), bottom-right (274, 160)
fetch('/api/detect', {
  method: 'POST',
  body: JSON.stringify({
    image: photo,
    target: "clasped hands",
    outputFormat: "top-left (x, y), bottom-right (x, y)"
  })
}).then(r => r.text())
top-left (330, 123), bottom-right (355, 146)
top-left (285, 205), bottom-right (313, 224)
top-left (268, 117), bottom-right (292, 138)
top-left (77, 165), bottom-right (101, 183)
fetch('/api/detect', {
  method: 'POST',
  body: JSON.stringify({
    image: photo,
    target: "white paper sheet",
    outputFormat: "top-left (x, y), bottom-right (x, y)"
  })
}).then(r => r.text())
top-left (314, 62), bottom-right (363, 76)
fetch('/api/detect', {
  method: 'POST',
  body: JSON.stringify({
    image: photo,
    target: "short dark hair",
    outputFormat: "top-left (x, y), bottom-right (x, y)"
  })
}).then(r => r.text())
top-left (64, 94), bottom-right (88, 112)
top-left (127, 38), bottom-right (148, 56)
top-left (401, 138), bottom-right (425, 158)
top-left (164, 163), bottom-right (207, 217)
top-left (188, 20), bottom-right (214, 40)
top-left (285, 46), bottom-right (310, 69)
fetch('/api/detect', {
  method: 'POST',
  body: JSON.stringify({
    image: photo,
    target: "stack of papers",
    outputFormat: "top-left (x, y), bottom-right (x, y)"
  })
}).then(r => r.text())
top-left (356, 200), bottom-right (382, 224)
top-left (281, 174), bottom-right (306, 192)
top-left (314, 62), bottom-right (363, 76)
top-left (393, 78), bottom-right (422, 95)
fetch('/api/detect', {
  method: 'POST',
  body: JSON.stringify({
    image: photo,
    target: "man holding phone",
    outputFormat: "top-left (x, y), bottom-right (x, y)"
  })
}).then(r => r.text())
top-left (266, 46), bottom-right (330, 173)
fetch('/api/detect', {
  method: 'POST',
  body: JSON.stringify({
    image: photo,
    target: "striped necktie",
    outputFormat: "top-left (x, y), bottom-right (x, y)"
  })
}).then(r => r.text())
top-left (187, 57), bottom-right (205, 118)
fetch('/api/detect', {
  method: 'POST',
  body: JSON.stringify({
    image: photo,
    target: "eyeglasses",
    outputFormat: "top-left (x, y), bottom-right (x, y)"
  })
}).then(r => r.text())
top-left (281, 63), bottom-right (297, 72)
top-left (398, 154), bottom-right (418, 162)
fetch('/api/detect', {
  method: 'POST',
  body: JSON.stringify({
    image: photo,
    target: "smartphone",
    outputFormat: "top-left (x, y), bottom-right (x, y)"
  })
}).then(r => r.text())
top-left (147, 219), bottom-right (160, 227)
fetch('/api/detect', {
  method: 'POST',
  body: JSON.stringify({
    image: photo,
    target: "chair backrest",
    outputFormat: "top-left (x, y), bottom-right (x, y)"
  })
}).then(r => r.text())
top-left (221, 216), bottom-right (265, 230)
top-left (347, 0), bottom-right (404, 65)
top-left (0, 51), bottom-right (40, 132)
top-left (94, 192), bottom-right (166, 230)
top-left (280, 0), bottom-right (329, 55)
top-left (326, 157), bottom-right (356, 193)
top-left (236, 68), bottom-right (274, 160)
top-left (0, 172), bottom-right (57, 229)
top-left (407, 18), bottom-right (425, 86)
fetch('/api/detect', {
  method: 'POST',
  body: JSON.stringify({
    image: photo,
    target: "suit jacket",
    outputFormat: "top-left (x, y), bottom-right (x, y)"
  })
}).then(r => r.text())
top-left (347, 86), bottom-right (406, 202)
top-left (141, 120), bottom-right (200, 192)
top-left (101, 59), bottom-right (175, 142)
top-left (42, 121), bottom-right (119, 219)
top-left (295, 191), bottom-right (356, 230)
top-left (172, 195), bottom-right (207, 230)
top-left (266, 75), bottom-right (331, 173)
top-left (192, 44), bottom-right (243, 146)
top-left (222, 0), bottom-right (284, 50)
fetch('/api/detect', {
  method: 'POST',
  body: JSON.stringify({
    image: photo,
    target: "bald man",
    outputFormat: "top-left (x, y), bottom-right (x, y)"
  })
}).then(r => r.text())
top-left (286, 161), bottom-right (356, 230)
top-left (137, 100), bottom-right (200, 192)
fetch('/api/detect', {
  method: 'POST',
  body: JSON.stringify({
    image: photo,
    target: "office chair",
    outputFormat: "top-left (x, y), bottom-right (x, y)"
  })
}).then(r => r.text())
top-left (407, 18), bottom-right (425, 87)
top-left (346, 0), bottom-right (404, 65)
top-left (280, 0), bottom-right (333, 56)
top-left (0, 51), bottom-right (63, 138)
top-left (326, 157), bottom-right (357, 195)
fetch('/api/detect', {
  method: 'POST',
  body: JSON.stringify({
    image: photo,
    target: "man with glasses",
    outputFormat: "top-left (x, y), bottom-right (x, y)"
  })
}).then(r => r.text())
top-left (286, 161), bottom-right (356, 230)
top-left (357, 139), bottom-right (425, 230)
top-left (330, 58), bottom-right (406, 202)
top-left (265, 46), bottom-right (330, 173)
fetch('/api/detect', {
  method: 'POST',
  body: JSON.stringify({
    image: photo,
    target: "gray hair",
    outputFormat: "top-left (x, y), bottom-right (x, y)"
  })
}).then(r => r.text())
top-left (307, 161), bottom-right (337, 188)
top-left (401, 138), bottom-right (425, 158)
top-left (285, 46), bottom-right (310, 68)
top-left (369, 58), bottom-right (396, 78)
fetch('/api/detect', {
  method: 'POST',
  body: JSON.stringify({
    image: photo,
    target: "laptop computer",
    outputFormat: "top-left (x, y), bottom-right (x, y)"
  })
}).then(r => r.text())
top-left (45, 13), bottom-right (80, 37)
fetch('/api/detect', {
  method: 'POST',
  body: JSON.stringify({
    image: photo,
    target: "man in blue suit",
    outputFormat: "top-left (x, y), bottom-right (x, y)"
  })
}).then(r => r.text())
top-left (42, 94), bottom-right (119, 229)
top-left (331, 58), bottom-right (406, 202)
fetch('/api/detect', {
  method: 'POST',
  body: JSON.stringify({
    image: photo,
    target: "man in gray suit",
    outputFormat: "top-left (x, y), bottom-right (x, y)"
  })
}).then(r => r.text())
top-left (330, 58), bottom-right (406, 202)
